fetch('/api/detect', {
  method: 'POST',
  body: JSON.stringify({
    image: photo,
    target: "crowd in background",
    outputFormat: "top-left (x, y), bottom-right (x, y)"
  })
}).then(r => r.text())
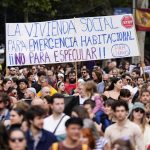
top-left (0, 59), bottom-right (150, 150)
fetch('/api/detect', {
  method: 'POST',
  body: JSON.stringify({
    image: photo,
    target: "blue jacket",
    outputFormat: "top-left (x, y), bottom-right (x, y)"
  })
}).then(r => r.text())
top-left (94, 111), bottom-right (112, 132)
top-left (26, 129), bottom-right (57, 150)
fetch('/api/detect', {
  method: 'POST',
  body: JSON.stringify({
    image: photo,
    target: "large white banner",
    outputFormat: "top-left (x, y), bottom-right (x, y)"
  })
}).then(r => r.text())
top-left (6, 14), bottom-right (140, 66)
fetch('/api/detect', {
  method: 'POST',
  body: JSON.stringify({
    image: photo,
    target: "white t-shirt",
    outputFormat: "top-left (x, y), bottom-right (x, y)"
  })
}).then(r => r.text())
top-left (44, 113), bottom-right (70, 136)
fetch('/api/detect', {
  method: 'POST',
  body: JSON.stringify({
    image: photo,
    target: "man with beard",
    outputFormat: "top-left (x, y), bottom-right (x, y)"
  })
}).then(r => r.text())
top-left (81, 68), bottom-right (91, 82)
top-left (26, 105), bottom-right (57, 150)
top-left (104, 100), bottom-right (144, 150)
top-left (6, 67), bottom-right (18, 79)
top-left (65, 71), bottom-right (77, 95)
top-left (44, 94), bottom-right (70, 141)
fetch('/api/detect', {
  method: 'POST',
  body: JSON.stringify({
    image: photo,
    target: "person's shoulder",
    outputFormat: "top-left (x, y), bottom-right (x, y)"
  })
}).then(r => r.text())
top-left (44, 115), bottom-right (53, 122)
top-left (63, 114), bottom-right (70, 120)
top-left (42, 129), bottom-right (57, 141)
top-left (127, 120), bottom-right (141, 131)
top-left (105, 123), bottom-right (116, 131)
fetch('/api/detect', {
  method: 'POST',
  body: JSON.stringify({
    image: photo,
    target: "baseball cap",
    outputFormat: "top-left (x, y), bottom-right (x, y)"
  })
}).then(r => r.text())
top-left (132, 102), bottom-right (145, 111)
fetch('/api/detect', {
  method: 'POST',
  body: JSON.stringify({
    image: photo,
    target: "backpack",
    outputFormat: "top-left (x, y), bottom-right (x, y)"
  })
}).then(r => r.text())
top-left (51, 142), bottom-right (88, 150)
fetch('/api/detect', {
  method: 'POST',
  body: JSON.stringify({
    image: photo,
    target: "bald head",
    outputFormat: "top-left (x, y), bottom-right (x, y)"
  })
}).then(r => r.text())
top-left (31, 98), bottom-right (44, 106)
top-left (41, 86), bottom-right (50, 98)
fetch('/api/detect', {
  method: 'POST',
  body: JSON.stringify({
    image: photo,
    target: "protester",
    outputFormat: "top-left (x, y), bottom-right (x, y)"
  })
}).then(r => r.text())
top-left (130, 102), bottom-right (150, 149)
top-left (81, 128), bottom-right (96, 149)
top-left (8, 87), bottom-right (18, 100)
top-left (2, 78), bottom-right (12, 93)
top-left (51, 117), bottom-right (89, 150)
top-left (71, 105), bottom-right (90, 119)
top-left (119, 88), bottom-right (133, 113)
top-left (37, 77), bottom-right (57, 97)
top-left (32, 71), bottom-right (46, 93)
top-left (84, 80), bottom-right (104, 114)
top-left (111, 138), bottom-right (135, 150)
top-left (103, 77), bottom-right (123, 100)
top-left (24, 87), bottom-right (36, 100)
top-left (11, 77), bottom-right (18, 89)
top-left (22, 68), bottom-right (29, 80)
top-left (140, 89), bottom-right (150, 106)
top-left (83, 118), bottom-right (110, 150)
top-left (27, 72), bottom-right (35, 88)
top-left (17, 79), bottom-right (28, 99)
top-left (65, 70), bottom-right (76, 95)
top-left (57, 73), bottom-right (65, 82)
top-left (0, 60), bottom-right (150, 150)
top-left (92, 70), bottom-right (104, 94)
top-left (7, 67), bottom-right (17, 79)
top-left (25, 105), bottom-right (57, 150)
top-left (104, 100), bottom-right (144, 150)
top-left (0, 93), bottom-right (11, 123)
top-left (75, 81), bottom-right (88, 105)
top-left (47, 70), bottom-right (57, 88)
top-left (83, 99), bottom-right (110, 132)
top-left (81, 68), bottom-right (91, 82)
top-left (8, 127), bottom-right (27, 150)
top-left (44, 94), bottom-right (70, 141)
top-left (57, 81), bottom-right (68, 95)
top-left (31, 66), bottom-right (38, 81)
top-left (9, 107), bottom-right (26, 127)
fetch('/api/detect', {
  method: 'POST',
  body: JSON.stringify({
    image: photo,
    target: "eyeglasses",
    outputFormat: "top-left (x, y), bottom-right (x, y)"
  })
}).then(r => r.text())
top-left (134, 108), bottom-right (145, 113)
top-left (10, 70), bottom-right (15, 71)
top-left (82, 72), bottom-right (86, 74)
top-left (9, 137), bottom-right (25, 143)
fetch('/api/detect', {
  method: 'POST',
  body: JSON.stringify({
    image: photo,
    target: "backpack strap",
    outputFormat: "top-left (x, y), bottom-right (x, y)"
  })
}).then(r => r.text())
top-left (53, 115), bottom-right (66, 134)
top-left (82, 144), bottom-right (88, 150)
top-left (51, 142), bottom-right (59, 150)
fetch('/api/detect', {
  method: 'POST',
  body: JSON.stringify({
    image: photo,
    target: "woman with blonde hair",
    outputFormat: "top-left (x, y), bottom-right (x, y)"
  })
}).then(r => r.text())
top-left (130, 102), bottom-right (150, 149)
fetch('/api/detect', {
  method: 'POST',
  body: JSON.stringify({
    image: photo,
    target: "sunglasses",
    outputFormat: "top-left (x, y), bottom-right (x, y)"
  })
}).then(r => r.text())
top-left (82, 72), bottom-right (86, 74)
top-left (0, 100), bottom-right (3, 103)
top-left (9, 137), bottom-right (25, 143)
top-left (134, 108), bottom-right (145, 113)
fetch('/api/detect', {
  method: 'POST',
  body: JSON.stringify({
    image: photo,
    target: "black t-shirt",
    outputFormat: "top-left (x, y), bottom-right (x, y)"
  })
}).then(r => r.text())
top-left (31, 82), bottom-right (41, 93)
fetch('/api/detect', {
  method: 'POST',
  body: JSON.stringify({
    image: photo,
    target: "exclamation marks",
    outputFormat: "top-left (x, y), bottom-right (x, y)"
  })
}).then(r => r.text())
top-left (103, 47), bottom-right (105, 58)
top-left (99, 47), bottom-right (106, 59)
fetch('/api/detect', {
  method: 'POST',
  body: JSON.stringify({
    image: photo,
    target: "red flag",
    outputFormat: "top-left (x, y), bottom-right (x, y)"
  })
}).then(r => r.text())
top-left (136, 9), bottom-right (150, 31)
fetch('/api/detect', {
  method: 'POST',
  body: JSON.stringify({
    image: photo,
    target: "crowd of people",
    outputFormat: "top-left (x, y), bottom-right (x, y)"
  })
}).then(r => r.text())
top-left (0, 60), bottom-right (150, 150)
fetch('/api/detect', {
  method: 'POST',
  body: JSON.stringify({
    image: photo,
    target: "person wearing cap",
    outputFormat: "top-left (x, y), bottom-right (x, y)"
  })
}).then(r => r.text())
top-left (17, 79), bottom-right (28, 99)
top-left (24, 87), bottom-right (36, 100)
top-left (130, 102), bottom-right (150, 150)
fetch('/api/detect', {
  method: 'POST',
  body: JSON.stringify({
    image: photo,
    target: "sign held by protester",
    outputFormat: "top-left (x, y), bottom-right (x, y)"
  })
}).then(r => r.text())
top-left (6, 14), bottom-right (139, 66)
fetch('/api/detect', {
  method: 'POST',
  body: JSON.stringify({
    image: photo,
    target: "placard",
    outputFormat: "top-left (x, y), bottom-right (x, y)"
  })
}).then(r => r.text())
top-left (6, 14), bottom-right (140, 66)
